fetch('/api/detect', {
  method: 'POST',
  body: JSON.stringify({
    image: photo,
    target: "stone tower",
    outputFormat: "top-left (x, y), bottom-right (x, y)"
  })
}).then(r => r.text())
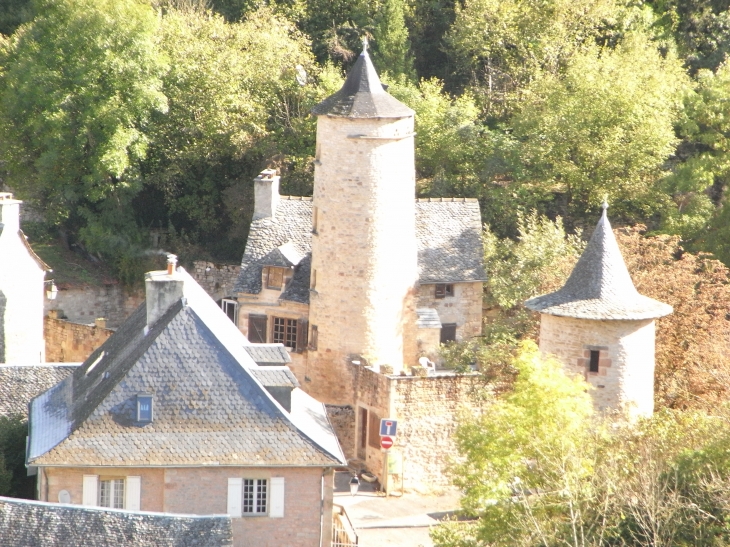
top-left (0, 193), bottom-right (49, 363)
top-left (525, 205), bottom-right (672, 418)
top-left (307, 44), bottom-right (419, 404)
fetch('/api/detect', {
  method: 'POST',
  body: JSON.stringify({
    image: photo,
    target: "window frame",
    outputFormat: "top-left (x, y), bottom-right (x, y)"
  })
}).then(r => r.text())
top-left (266, 267), bottom-right (285, 290)
top-left (242, 478), bottom-right (268, 515)
top-left (99, 477), bottom-right (125, 509)
top-left (435, 284), bottom-right (454, 299)
top-left (136, 394), bottom-right (153, 423)
top-left (589, 350), bottom-right (600, 373)
top-left (221, 298), bottom-right (238, 326)
top-left (440, 323), bottom-right (457, 344)
top-left (272, 316), bottom-right (297, 349)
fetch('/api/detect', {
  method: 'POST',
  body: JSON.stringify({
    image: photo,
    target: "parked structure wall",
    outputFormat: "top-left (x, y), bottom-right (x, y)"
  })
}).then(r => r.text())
top-left (192, 261), bottom-right (242, 301)
top-left (539, 314), bottom-right (657, 417)
top-left (45, 285), bottom-right (143, 329)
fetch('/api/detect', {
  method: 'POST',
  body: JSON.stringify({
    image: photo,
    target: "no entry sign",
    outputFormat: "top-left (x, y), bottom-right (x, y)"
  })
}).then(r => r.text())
top-left (381, 436), bottom-right (394, 450)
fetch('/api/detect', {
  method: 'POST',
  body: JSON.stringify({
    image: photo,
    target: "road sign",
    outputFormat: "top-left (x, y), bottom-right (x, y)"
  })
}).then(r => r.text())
top-left (380, 419), bottom-right (398, 437)
top-left (381, 436), bottom-right (394, 450)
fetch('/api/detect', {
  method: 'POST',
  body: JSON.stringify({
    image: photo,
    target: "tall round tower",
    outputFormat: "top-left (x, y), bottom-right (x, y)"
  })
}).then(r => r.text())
top-left (306, 44), bottom-right (418, 404)
top-left (525, 204), bottom-right (672, 418)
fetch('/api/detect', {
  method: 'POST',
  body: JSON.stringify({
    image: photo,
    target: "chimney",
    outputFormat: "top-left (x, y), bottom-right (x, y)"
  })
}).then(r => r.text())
top-left (253, 169), bottom-right (280, 220)
top-left (145, 254), bottom-right (184, 328)
top-left (0, 193), bottom-right (21, 232)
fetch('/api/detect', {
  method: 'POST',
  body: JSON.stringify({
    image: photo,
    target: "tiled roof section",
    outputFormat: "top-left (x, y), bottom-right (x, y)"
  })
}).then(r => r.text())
top-left (311, 48), bottom-right (413, 119)
top-left (525, 207), bottom-right (673, 320)
top-left (415, 198), bottom-right (487, 283)
top-left (236, 198), bottom-right (486, 297)
top-left (261, 242), bottom-right (305, 268)
top-left (244, 344), bottom-right (292, 366)
top-left (0, 364), bottom-right (77, 418)
top-left (29, 304), bottom-right (344, 467)
top-left (416, 308), bottom-right (442, 329)
top-left (233, 197), bottom-right (313, 303)
top-left (0, 496), bottom-right (232, 547)
top-left (250, 367), bottom-right (300, 388)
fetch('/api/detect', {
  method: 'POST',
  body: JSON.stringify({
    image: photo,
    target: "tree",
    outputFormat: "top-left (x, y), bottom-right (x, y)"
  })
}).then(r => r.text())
top-left (371, 0), bottom-right (415, 80)
top-left (512, 33), bottom-right (688, 224)
top-left (0, 416), bottom-right (34, 499)
top-left (0, 0), bottom-right (167, 267)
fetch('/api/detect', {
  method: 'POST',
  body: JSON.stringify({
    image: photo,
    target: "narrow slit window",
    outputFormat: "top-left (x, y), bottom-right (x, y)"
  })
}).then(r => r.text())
top-left (589, 350), bottom-right (600, 373)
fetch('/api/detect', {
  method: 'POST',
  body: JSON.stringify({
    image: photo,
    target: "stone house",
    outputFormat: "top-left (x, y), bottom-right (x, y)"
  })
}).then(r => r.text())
top-left (0, 193), bottom-right (50, 363)
top-left (232, 48), bottom-right (486, 407)
top-left (525, 204), bottom-right (672, 418)
top-left (27, 260), bottom-right (346, 547)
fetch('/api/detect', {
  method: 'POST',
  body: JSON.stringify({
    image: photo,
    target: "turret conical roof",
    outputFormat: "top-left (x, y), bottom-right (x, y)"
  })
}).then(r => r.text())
top-left (311, 43), bottom-right (413, 119)
top-left (525, 205), bottom-right (672, 320)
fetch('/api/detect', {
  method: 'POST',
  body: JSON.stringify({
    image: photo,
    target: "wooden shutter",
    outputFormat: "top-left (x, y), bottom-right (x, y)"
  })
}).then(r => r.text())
top-left (269, 477), bottom-right (285, 518)
top-left (309, 325), bottom-right (318, 351)
top-left (368, 411), bottom-right (381, 449)
top-left (125, 476), bottom-right (141, 511)
top-left (248, 315), bottom-right (268, 344)
top-left (295, 319), bottom-right (308, 353)
top-left (82, 475), bottom-right (98, 506)
top-left (227, 478), bottom-right (242, 517)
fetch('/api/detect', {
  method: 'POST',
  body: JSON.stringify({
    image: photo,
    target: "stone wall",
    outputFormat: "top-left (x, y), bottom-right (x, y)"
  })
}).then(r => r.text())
top-left (325, 405), bottom-right (355, 462)
top-left (45, 285), bottom-right (144, 329)
top-left (417, 281), bottom-right (483, 342)
top-left (350, 365), bottom-right (482, 493)
top-left (44, 315), bottom-right (114, 363)
top-left (539, 314), bottom-right (656, 418)
top-left (191, 261), bottom-right (241, 301)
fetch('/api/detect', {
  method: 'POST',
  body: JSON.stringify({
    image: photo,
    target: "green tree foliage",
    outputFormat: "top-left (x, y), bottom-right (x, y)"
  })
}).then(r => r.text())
top-left (0, 0), bottom-right (32, 36)
top-left (371, 0), bottom-right (415, 81)
top-left (0, 0), bottom-right (167, 265)
top-left (512, 33), bottom-right (688, 223)
top-left (0, 416), bottom-right (34, 499)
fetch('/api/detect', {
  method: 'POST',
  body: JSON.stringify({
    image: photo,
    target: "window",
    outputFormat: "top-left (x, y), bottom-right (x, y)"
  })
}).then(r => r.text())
top-left (273, 317), bottom-right (297, 349)
top-left (312, 206), bottom-right (319, 234)
top-left (266, 267), bottom-right (284, 290)
top-left (589, 350), bottom-right (600, 373)
top-left (248, 314), bottom-right (267, 344)
top-left (136, 394), bottom-right (153, 422)
top-left (227, 477), bottom-right (285, 518)
top-left (83, 475), bottom-right (140, 511)
top-left (435, 284), bottom-right (454, 299)
top-left (99, 479), bottom-right (125, 509)
top-left (221, 299), bottom-right (238, 326)
top-left (440, 323), bottom-right (457, 344)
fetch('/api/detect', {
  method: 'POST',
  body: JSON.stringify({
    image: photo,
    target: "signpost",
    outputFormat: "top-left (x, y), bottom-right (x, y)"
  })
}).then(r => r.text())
top-left (380, 436), bottom-right (394, 450)
top-left (379, 419), bottom-right (398, 437)
top-left (379, 418), bottom-right (398, 497)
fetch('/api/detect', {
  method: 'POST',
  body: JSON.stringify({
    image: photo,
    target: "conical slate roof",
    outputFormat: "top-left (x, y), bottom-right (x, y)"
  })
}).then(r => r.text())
top-left (525, 205), bottom-right (672, 320)
top-left (311, 44), bottom-right (413, 119)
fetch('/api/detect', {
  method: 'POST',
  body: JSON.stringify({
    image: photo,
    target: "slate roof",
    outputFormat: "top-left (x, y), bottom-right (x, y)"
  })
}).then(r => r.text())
top-left (28, 268), bottom-right (345, 468)
top-left (0, 496), bottom-right (232, 547)
top-left (0, 364), bottom-right (77, 418)
top-left (244, 344), bottom-right (292, 366)
top-left (250, 367), bottom-right (300, 388)
top-left (311, 46), bottom-right (413, 119)
top-left (525, 206), bottom-right (673, 320)
top-left (234, 197), bottom-right (485, 302)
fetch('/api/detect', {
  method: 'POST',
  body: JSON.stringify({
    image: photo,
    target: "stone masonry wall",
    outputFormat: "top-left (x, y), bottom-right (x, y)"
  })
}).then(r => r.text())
top-left (45, 285), bottom-right (143, 329)
top-left (417, 281), bottom-right (483, 342)
top-left (325, 405), bottom-right (355, 461)
top-left (539, 314), bottom-right (657, 418)
top-left (44, 466), bottom-right (333, 547)
top-left (191, 261), bottom-right (241, 301)
top-left (44, 315), bottom-right (114, 363)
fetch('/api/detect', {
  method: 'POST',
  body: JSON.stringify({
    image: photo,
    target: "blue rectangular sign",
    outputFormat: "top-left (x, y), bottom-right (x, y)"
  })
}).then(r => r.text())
top-left (380, 418), bottom-right (398, 437)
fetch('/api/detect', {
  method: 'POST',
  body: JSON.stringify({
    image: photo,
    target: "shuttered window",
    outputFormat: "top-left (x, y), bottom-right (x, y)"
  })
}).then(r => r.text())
top-left (266, 267), bottom-right (284, 290)
top-left (228, 477), bottom-right (283, 518)
top-left (83, 475), bottom-right (140, 510)
top-left (273, 317), bottom-right (297, 349)
top-left (248, 314), bottom-right (267, 344)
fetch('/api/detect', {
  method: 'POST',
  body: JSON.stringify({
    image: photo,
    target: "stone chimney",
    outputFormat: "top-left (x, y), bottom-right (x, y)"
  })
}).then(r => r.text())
top-left (145, 254), bottom-right (184, 328)
top-left (253, 169), bottom-right (280, 220)
top-left (0, 193), bottom-right (21, 232)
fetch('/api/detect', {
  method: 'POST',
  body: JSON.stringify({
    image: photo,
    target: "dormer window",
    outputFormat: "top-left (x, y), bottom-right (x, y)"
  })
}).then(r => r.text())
top-left (137, 394), bottom-right (153, 423)
top-left (266, 267), bottom-right (285, 290)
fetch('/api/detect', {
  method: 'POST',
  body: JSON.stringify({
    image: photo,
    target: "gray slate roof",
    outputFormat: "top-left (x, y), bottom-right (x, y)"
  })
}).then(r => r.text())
top-left (244, 344), bottom-right (292, 366)
top-left (28, 269), bottom-right (345, 468)
top-left (311, 48), bottom-right (413, 119)
top-left (250, 367), bottom-right (300, 388)
top-left (0, 496), bottom-right (232, 547)
top-left (0, 364), bottom-right (77, 418)
top-left (234, 197), bottom-right (486, 302)
top-left (525, 207), bottom-right (673, 320)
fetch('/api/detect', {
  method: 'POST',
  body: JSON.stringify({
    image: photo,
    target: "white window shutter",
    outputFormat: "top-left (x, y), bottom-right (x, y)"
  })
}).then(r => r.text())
top-left (126, 476), bottom-right (141, 511)
top-left (269, 477), bottom-right (285, 518)
top-left (227, 478), bottom-right (242, 518)
top-left (82, 475), bottom-right (98, 506)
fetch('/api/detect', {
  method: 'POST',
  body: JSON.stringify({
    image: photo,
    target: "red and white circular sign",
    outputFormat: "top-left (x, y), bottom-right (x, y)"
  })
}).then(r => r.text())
top-left (381, 436), bottom-right (394, 450)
